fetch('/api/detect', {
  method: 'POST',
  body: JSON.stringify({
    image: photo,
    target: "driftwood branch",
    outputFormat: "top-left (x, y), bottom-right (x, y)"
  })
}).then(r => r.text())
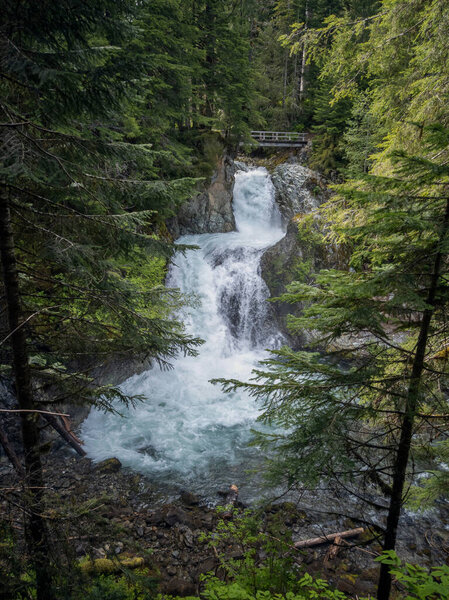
top-left (0, 408), bottom-right (70, 416)
top-left (1, 407), bottom-right (85, 456)
top-left (57, 412), bottom-right (83, 445)
top-left (43, 414), bottom-right (86, 457)
top-left (324, 535), bottom-right (343, 566)
top-left (294, 527), bottom-right (364, 549)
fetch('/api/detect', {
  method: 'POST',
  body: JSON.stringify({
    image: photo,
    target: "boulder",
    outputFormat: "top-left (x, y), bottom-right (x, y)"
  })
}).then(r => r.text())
top-left (260, 162), bottom-right (340, 347)
top-left (94, 457), bottom-right (122, 473)
top-left (270, 163), bottom-right (324, 224)
top-left (164, 507), bottom-right (188, 527)
top-left (148, 505), bottom-right (189, 527)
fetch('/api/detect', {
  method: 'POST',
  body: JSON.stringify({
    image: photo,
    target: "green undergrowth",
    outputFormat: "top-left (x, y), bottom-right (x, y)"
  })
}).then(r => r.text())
top-left (3, 511), bottom-right (449, 599)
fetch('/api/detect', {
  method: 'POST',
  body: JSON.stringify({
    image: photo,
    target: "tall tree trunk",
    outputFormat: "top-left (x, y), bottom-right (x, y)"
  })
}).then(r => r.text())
top-left (0, 186), bottom-right (55, 600)
top-left (298, 2), bottom-right (308, 104)
top-left (282, 49), bottom-right (288, 111)
top-left (377, 197), bottom-right (449, 600)
top-left (298, 40), bottom-right (307, 103)
top-left (204, 1), bottom-right (217, 119)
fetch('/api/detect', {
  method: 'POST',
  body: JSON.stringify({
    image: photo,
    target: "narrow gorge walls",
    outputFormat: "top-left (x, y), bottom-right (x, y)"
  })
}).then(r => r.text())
top-left (260, 163), bottom-right (332, 347)
top-left (169, 155), bottom-right (236, 236)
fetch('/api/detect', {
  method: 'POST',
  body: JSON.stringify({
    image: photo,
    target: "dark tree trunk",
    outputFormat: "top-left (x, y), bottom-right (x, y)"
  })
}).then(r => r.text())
top-left (377, 197), bottom-right (449, 600)
top-left (0, 186), bottom-right (56, 600)
top-left (0, 422), bottom-right (24, 476)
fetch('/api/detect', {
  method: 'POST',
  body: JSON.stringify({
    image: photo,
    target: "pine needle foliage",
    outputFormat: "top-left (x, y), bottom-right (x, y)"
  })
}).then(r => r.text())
top-left (215, 124), bottom-right (449, 599)
top-left (0, 0), bottom-right (203, 410)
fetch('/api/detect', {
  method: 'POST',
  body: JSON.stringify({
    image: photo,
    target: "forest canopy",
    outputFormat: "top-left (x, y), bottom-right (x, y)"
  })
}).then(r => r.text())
top-left (1, 1), bottom-right (449, 600)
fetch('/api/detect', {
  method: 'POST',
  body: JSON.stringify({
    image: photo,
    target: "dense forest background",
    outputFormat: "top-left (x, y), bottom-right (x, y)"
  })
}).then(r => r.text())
top-left (2, 1), bottom-right (449, 599)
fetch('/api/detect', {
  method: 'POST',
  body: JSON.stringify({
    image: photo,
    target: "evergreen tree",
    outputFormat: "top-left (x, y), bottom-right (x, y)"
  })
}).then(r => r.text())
top-left (309, 76), bottom-right (352, 176)
top-left (300, 0), bottom-right (449, 158)
top-left (0, 1), bottom-right (201, 596)
top-left (216, 125), bottom-right (449, 600)
top-left (343, 92), bottom-right (378, 177)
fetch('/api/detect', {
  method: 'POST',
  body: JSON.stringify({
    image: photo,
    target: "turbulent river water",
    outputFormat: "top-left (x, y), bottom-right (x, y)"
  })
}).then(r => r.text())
top-left (82, 166), bottom-right (286, 501)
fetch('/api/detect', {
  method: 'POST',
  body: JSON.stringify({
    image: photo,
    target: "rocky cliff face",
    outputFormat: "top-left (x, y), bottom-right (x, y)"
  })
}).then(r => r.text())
top-left (169, 155), bottom-right (236, 236)
top-left (261, 163), bottom-right (337, 348)
top-left (270, 163), bottom-right (324, 224)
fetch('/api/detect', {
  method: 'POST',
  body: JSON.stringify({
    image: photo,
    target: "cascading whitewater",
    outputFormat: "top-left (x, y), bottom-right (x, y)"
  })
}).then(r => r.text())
top-left (82, 166), bottom-right (285, 498)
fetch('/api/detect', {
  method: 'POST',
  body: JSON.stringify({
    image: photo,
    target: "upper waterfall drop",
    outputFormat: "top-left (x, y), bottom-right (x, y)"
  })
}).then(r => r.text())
top-left (81, 165), bottom-right (286, 499)
top-left (232, 167), bottom-right (283, 242)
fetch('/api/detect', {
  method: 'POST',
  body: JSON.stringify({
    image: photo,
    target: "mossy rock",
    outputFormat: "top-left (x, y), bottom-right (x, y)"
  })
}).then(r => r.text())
top-left (360, 528), bottom-right (376, 543)
top-left (80, 556), bottom-right (144, 574)
top-left (360, 567), bottom-right (379, 583)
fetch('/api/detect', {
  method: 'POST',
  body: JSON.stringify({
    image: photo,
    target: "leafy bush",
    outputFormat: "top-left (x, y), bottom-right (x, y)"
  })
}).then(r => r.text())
top-left (376, 552), bottom-right (449, 600)
top-left (199, 572), bottom-right (348, 600)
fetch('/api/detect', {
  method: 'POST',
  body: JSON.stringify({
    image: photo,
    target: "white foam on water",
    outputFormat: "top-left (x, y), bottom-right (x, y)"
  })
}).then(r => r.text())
top-left (81, 167), bottom-right (285, 498)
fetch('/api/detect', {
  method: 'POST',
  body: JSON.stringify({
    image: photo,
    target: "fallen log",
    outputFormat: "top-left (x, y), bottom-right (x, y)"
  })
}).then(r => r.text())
top-left (294, 527), bottom-right (364, 549)
top-left (43, 414), bottom-right (86, 457)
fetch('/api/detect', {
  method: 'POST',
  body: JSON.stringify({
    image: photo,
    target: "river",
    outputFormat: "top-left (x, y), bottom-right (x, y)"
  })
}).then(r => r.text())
top-left (81, 165), bottom-right (286, 501)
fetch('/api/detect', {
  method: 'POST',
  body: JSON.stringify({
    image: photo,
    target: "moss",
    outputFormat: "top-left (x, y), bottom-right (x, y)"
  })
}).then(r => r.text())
top-left (360, 529), bottom-right (376, 544)
top-left (80, 556), bottom-right (145, 574)
top-left (340, 572), bottom-right (357, 584)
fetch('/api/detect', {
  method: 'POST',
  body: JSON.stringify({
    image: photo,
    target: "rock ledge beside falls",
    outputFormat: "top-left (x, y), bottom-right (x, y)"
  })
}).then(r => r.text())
top-left (270, 163), bottom-right (325, 223)
top-left (260, 162), bottom-right (332, 346)
top-left (169, 155), bottom-right (237, 236)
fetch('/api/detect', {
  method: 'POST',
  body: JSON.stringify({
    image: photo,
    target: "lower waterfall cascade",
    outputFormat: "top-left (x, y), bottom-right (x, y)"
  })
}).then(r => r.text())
top-left (82, 166), bottom-right (286, 500)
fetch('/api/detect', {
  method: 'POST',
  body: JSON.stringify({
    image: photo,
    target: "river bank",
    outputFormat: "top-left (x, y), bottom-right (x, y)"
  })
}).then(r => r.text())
top-left (2, 446), bottom-right (447, 598)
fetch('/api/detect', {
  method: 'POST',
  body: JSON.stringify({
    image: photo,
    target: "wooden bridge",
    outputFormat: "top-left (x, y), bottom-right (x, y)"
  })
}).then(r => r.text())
top-left (241, 131), bottom-right (310, 148)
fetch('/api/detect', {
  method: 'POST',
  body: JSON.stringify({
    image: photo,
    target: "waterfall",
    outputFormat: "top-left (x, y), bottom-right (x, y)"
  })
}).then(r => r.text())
top-left (82, 166), bottom-right (286, 499)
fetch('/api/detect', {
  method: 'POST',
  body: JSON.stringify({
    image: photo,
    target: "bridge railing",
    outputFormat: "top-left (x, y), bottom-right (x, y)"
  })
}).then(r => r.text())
top-left (250, 131), bottom-right (308, 143)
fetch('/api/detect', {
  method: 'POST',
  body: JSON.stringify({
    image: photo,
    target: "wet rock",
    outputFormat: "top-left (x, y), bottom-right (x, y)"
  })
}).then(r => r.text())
top-left (114, 542), bottom-right (124, 554)
top-left (169, 155), bottom-right (237, 236)
top-left (93, 547), bottom-right (106, 559)
top-left (201, 512), bottom-right (214, 530)
top-left (182, 526), bottom-right (194, 548)
top-left (166, 508), bottom-right (187, 527)
top-left (180, 490), bottom-right (200, 506)
top-left (166, 565), bottom-right (178, 577)
top-left (196, 556), bottom-right (217, 576)
top-left (148, 510), bottom-right (165, 526)
top-left (148, 505), bottom-right (189, 527)
top-left (95, 457), bottom-right (122, 473)
top-left (137, 444), bottom-right (161, 459)
top-left (260, 163), bottom-right (338, 347)
top-left (271, 163), bottom-right (324, 224)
